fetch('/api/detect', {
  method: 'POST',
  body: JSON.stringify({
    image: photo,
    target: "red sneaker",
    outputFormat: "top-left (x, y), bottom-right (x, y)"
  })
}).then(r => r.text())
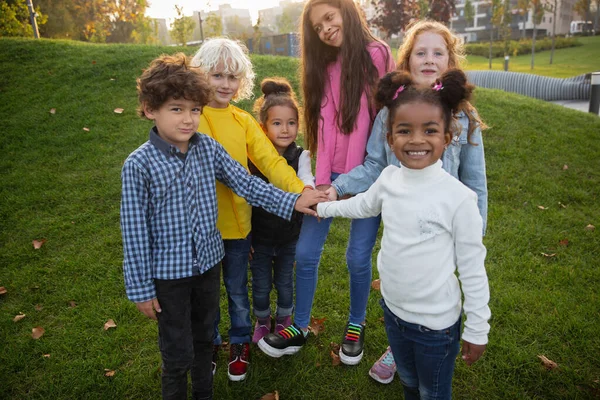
top-left (228, 343), bottom-right (250, 381)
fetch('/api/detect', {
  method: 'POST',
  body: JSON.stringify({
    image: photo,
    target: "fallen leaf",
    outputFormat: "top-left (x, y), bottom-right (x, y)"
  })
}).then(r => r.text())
top-left (541, 253), bottom-right (556, 258)
top-left (315, 362), bottom-right (321, 367)
top-left (33, 239), bottom-right (47, 249)
top-left (559, 239), bottom-right (569, 247)
top-left (371, 279), bottom-right (381, 291)
top-left (113, 108), bottom-right (124, 114)
top-left (49, 108), bottom-right (56, 114)
top-left (104, 319), bottom-right (117, 330)
top-left (260, 391), bottom-right (279, 400)
top-left (537, 205), bottom-right (547, 210)
top-left (585, 224), bottom-right (595, 231)
top-left (538, 355), bottom-right (558, 370)
top-left (379, 316), bottom-right (385, 323)
top-left (13, 313), bottom-right (26, 322)
top-left (109, 78), bottom-right (116, 81)
top-left (562, 164), bottom-right (568, 170)
top-left (42, 354), bottom-right (51, 358)
top-left (0, 287), bottom-right (7, 295)
top-left (330, 342), bottom-right (340, 353)
top-left (330, 350), bottom-right (341, 366)
top-left (83, 127), bottom-right (90, 132)
top-left (92, 60), bottom-right (96, 64)
top-left (34, 304), bottom-right (43, 311)
top-left (308, 316), bottom-right (326, 336)
top-left (558, 202), bottom-right (567, 209)
top-left (32, 326), bottom-right (45, 339)
top-left (68, 300), bottom-right (77, 308)
top-left (104, 369), bottom-right (116, 377)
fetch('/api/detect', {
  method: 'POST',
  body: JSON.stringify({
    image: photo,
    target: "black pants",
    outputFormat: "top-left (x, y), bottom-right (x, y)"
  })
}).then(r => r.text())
top-left (155, 265), bottom-right (220, 400)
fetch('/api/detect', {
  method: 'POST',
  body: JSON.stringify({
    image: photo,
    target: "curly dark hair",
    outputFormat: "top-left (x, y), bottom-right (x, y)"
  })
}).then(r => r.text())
top-left (376, 69), bottom-right (474, 136)
top-left (137, 53), bottom-right (212, 118)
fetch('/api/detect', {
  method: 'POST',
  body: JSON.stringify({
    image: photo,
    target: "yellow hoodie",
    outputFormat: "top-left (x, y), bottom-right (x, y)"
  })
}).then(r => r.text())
top-left (199, 104), bottom-right (305, 239)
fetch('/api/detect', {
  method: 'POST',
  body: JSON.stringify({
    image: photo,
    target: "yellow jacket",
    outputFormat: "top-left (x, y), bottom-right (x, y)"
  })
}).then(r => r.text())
top-left (199, 104), bottom-right (305, 239)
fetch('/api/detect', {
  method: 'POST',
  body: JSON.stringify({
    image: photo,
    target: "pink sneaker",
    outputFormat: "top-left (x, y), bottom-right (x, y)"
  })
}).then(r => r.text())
top-left (368, 346), bottom-right (396, 384)
top-left (275, 316), bottom-right (292, 333)
top-left (252, 317), bottom-right (271, 344)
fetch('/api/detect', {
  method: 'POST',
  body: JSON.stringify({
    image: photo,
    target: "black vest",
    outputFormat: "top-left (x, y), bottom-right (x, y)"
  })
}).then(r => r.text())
top-left (249, 142), bottom-right (305, 246)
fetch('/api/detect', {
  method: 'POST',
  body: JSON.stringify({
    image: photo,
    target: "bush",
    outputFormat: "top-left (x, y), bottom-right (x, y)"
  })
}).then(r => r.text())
top-left (465, 37), bottom-right (581, 57)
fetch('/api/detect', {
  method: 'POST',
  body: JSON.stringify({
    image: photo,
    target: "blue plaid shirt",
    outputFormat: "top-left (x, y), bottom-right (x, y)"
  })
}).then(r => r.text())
top-left (121, 128), bottom-right (299, 302)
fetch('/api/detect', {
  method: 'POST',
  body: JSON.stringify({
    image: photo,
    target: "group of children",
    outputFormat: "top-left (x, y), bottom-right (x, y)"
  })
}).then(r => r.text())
top-left (120, 0), bottom-right (491, 398)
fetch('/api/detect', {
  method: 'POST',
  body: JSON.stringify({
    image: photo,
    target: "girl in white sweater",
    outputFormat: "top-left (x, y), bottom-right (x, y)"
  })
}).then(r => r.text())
top-left (316, 69), bottom-right (491, 400)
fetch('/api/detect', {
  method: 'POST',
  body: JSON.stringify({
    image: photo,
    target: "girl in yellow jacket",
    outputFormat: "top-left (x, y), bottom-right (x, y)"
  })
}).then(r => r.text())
top-left (191, 38), bottom-right (308, 382)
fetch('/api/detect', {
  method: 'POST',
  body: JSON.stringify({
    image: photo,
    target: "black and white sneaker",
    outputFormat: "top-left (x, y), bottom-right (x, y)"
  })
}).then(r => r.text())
top-left (340, 322), bottom-right (365, 365)
top-left (257, 323), bottom-right (306, 358)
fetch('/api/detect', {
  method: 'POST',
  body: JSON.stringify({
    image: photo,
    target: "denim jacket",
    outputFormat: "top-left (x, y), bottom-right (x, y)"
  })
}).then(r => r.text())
top-left (332, 107), bottom-right (488, 234)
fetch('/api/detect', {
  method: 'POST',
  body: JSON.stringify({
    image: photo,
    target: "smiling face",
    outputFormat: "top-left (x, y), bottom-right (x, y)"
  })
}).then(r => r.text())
top-left (263, 105), bottom-right (299, 154)
top-left (207, 62), bottom-right (241, 108)
top-left (144, 98), bottom-right (202, 153)
top-left (387, 101), bottom-right (451, 170)
top-left (309, 3), bottom-right (344, 48)
top-left (408, 32), bottom-right (450, 89)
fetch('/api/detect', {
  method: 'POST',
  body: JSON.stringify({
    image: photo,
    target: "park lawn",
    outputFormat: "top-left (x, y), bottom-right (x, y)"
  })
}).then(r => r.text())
top-left (1, 37), bottom-right (599, 400)
top-left (464, 35), bottom-right (600, 78)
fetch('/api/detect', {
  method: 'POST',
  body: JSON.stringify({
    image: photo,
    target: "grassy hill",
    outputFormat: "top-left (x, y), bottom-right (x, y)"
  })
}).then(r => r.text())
top-left (1, 37), bottom-right (599, 399)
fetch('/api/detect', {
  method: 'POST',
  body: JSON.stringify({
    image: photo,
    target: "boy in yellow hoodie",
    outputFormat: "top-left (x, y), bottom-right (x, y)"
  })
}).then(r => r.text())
top-left (191, 38), bottom-right (310, 382)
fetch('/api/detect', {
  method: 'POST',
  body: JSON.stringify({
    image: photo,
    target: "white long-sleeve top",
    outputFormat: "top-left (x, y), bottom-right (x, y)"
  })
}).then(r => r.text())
top-left (317, 161), bottom-right (491, 345)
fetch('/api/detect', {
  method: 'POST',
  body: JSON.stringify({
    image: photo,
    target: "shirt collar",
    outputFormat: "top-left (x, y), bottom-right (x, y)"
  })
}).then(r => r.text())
top-left (149, 127), bottom-right (200, 158)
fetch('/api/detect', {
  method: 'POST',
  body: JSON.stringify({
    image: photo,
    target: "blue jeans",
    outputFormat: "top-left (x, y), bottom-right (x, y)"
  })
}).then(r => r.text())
top-left (214, 236), bottom-right (252, 345)
top-left (294, 184), bottom-right (381, 329)
top-left (381, 299), bottom-right (461, 400)
top-left (155, 265), bottom-right (220, 400)
top-left (250, 240), bottom-right (296, 318)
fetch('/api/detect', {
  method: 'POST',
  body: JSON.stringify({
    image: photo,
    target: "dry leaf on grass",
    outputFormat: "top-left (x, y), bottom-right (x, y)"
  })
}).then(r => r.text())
top-left (68, 300), bottom-right (77, 308)
top-left (371, 279), bottom-right (381, 291)
top-left (537, 206), bottom-right (547, 210)
top-left (104, 319), bottom-right (117, 330)
top-left (562, 164), bottom-right (568, 170)
top-left (538, 355), bottom-right (558, 370)
top-left (558, 202), bottom-right (567, 209)
top-left (13, 313), bottom-right (26, 322)
top-left (308, 316), bottom-right (326, 336)
top-left (260, 391), bottom-right (279, 400)
top-left (49, 108), bottom-right (56, 114)
top-left (0, 287), bottom-right (7, 295)
top-left (379, 316), bottom-right (385, 323)
top-left (330, 350), bottom-right (341, 366)
top-left (559, 239), bottom-right (569, 247)
top-left (33, 239), bottom-right (47, 249)
top-left (32, 326), bottom-right (45, 339)
top-left (104, 369), bottom-right (116, 377)
top-left (35, 304), bottom-right (43, 311)
top-left (83, 127), bottom-right (90, 132)
top-left (541, 253), bottom-right (556, 258)
top-left (113, 108), bottom-right (124, 114)
top-left (42, 354), bottom-right (51, 358)
top-left (585, 224), bottom-right (595, 231)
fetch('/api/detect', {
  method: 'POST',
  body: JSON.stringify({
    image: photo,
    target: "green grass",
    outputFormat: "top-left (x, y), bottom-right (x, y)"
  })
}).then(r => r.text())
top-left (464, 36), bottom-right (600, 77)
top-left (1, 37), bottom-right (600, 399)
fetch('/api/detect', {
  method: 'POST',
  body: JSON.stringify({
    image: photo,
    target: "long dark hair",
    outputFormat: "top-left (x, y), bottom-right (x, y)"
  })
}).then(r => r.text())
top-left (300, 0), bottom-right (388, 154)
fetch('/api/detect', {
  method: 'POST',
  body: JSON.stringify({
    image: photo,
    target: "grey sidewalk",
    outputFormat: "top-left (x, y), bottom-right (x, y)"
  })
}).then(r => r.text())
top-left (550, 100), bottom-right (599, 115)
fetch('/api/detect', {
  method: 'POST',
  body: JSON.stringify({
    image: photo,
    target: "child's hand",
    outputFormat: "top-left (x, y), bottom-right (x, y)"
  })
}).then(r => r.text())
top-left (135, 298), bottom-right (162, 320)
top-left (316, 184), bottom-right (331, 192)
top-left (461, 340), bottom-right (486, 366)
top-left (324, 186), bottom-right (338, 201)
top-left (249, 246), bottom-right (254, 261)
top-left (295, 190), bottom-right (329, 216)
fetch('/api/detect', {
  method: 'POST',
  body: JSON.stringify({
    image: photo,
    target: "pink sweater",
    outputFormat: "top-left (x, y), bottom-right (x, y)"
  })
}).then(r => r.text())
top-left (315, 41), bottom-right (395, 185)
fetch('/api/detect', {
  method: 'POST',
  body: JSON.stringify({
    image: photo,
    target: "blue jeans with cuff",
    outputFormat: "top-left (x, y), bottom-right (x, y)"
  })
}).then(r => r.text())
top-left (213, 236), bottom-right (252, 345)
top-left (381, 298), bottom-right (461, 400)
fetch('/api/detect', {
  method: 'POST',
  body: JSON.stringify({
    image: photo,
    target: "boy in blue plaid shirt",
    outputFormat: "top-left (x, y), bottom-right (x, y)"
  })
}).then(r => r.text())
top-left (120, 53), bottom-right (326, 400)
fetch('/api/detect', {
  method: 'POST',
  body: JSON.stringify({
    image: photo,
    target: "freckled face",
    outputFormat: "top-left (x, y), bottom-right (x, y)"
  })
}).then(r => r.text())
top-left (408, 32), bottom-right (450, 89)
top-left (309, 4), bottom-right (344, 48)
top-left (387, 101), bottom-right (451, 170)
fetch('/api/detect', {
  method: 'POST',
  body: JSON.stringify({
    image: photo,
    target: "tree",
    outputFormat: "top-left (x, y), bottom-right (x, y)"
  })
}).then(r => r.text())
top-left (276, 1), bottom-right (303, 34)
top-left (370, 0), bottom-right (418, 38)
top-left (171, 5), bottom-right (195, 46)
top-left (548, 0), bottom-right (557, 64)
top-left (517, 0), bottom-right (530, 39)
top-left (0, 0), bottom-right (47, 37)
top-left (427, 0), bottom-right (455, 22)
top-left (488, 0), bottom-right (504, 69)
top-left (574, 0), bottom-right (592, 35)
top-left (529, 0), bottom-right (544, 69)
top-left (464, 0), bottom-right (475, 27)
top-left (252, 16), bottom-right (262, 51)
top-left (204, 11), bottom-right (222, 38)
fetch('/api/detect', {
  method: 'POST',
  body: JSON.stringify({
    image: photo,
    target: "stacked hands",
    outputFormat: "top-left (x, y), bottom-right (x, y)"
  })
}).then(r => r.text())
top-left (295, 186), bottom-right (330, 216)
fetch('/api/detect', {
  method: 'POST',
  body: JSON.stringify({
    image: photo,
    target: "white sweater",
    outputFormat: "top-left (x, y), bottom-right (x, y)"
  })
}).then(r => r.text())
top-left (317, 161), bottom-right (490, 345)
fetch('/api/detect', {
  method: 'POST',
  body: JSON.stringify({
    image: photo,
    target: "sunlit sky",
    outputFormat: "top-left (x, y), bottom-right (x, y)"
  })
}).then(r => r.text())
top-left (145, 0), bottom-right (284, 24)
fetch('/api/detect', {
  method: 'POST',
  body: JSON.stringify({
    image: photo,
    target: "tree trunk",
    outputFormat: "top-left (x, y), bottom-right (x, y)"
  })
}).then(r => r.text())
top-left (550, 1), bottom-right (556, 64)
top-left (489, 28), bottom-right (493, 69)
top-left (522, 14), bottom-right (526, 39)
top-left (531, 24), bottom-right (537, 69)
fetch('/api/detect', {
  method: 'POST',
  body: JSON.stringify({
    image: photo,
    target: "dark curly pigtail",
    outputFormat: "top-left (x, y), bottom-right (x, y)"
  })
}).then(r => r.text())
top-left (252, 77), bottom-right (300, 127)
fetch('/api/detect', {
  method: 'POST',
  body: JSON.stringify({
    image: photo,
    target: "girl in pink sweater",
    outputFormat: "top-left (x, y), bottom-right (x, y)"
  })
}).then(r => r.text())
top-left (258, 0), bottom-right (394, 365)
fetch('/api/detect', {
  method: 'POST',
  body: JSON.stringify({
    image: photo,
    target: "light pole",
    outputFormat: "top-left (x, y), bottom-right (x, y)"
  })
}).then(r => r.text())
top-left (26, 0), bottom-right (40, 39)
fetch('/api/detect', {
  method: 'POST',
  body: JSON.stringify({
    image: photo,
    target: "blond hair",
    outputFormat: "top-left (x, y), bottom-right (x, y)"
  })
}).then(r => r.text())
top-left (190, 37), bottom-right (255, 102)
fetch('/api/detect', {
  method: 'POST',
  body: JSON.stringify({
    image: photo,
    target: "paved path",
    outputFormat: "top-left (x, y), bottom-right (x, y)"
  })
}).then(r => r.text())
top-left (550, 100), bottom-right (599, 115)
